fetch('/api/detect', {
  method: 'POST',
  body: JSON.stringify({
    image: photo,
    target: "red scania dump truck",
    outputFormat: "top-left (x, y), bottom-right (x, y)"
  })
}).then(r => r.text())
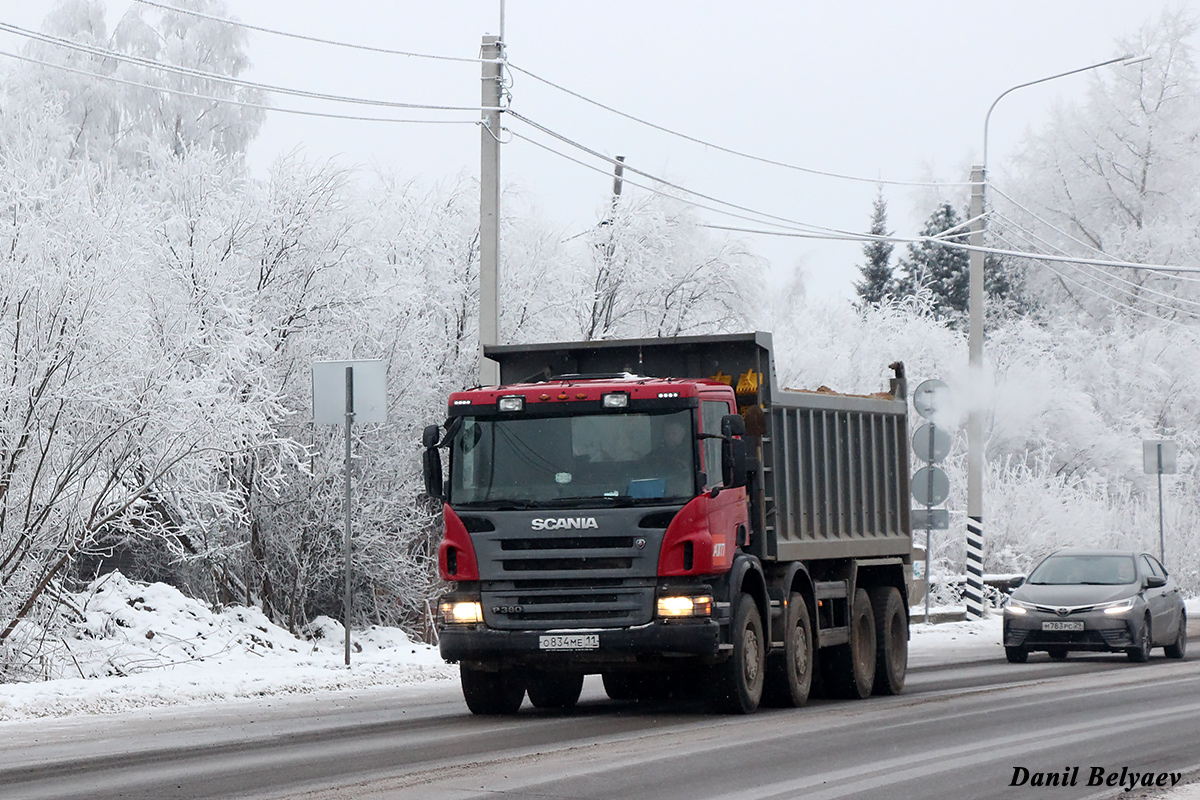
top-left (422, 332), bottom-right (913, 714)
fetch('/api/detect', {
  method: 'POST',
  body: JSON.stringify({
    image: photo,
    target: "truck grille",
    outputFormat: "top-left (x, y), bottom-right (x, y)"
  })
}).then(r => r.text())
top-left (470, 509), bottom-right (672, 630)
top-left (482, 581), bottom-right (654, 629)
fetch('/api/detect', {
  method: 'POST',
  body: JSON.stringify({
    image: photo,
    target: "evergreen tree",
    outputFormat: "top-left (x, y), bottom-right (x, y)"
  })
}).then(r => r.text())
top-left (853, 189), bottom-right (895, 306)
top-left (895, 202), bottom-right (970, 318)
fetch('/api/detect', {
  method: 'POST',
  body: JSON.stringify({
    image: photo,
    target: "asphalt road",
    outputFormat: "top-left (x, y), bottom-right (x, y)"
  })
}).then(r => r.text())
top-left (5, 642), bottom-right (1200, 800)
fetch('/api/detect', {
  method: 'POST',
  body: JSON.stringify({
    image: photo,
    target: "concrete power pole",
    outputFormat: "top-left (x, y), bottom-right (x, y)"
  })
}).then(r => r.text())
top-left (965, 165), bottom-right (986, 620)
top-left (479, 34), bottom-right (503, 386)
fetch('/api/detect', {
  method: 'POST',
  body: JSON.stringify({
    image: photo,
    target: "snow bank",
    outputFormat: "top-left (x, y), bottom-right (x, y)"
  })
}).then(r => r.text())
top-left (0, 573), bottom-right (453, 721)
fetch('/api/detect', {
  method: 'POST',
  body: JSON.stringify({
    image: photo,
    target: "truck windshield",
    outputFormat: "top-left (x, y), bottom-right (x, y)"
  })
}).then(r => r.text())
top-left (448, 409), bottom-right (696, 506)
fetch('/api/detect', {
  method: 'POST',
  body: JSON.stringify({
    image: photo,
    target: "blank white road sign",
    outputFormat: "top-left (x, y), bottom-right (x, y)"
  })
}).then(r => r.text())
top-left (312, 360), bottom-right (387, 424)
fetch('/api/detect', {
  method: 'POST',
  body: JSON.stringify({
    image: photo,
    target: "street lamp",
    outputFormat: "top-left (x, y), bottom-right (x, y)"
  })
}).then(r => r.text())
top-left (963, 52), bottom-right (1150, 620)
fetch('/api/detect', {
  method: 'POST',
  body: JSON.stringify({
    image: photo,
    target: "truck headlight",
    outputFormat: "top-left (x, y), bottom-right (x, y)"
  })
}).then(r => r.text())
top-left (440, 600), bottom-right (483, 624)
top-left (657, 594), bottom-right (712, 618)
top-left (602, 392), bottom-right (629, 409)
top-left (498, 396), bottom-right (524, 412)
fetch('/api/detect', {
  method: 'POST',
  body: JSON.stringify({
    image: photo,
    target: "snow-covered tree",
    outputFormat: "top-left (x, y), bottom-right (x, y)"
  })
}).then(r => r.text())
top-left (570, 193), bottom-right (764, 340)
top-left (24, 0), bottom-right (265, 169)
top-left (853, 189), bottom-right (895, 306)
top-left (1004, 10), bottom-right (1200, 324)
top-left (894, 202), bottom-right (971, 320)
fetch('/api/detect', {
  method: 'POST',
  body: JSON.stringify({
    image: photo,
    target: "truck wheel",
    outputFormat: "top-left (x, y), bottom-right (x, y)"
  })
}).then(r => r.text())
top-left (869, 586), bottom-right (907, 696)
top-left (526, 673), bottom-right (584, 709)
top-left (822, 588), bottom-right (876, 699)
top-left (707, 596), bottom-right (765, 714)
top-left (460, 664), bottom-right (525, 715)
top-left (762, 592), bottom-right (813, 707)
top-left (601, 672), bottom-right (640, 701)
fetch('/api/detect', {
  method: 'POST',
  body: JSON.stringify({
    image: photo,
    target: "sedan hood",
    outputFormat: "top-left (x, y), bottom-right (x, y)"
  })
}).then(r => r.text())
top-left (1013, 582), bottom-right (1138, 607)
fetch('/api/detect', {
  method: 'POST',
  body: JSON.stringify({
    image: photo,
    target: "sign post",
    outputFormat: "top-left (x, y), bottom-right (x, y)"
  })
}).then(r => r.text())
top-left (1143, 440), bottom-right (1177, 563)
top-left (912, 380), bottom-right (952, 623)
top-left (313, 359), bottom-right (387, 666)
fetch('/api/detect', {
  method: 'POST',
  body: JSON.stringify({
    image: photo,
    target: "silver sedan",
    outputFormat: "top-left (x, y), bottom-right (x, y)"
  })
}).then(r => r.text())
top-left (1002, 548), bottom-right (1187, 663)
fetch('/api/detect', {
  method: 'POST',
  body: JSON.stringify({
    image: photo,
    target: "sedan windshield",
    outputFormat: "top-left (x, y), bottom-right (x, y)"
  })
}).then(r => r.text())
top-left (448, 409), bottom-right (696, 507)
top-left (1027, 554), bottom-right (1137, 586)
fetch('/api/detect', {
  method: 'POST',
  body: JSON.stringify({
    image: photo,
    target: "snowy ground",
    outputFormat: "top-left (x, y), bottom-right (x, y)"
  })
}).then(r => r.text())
top-left (0, 573), bottom-right (1193, 726)
top-left (0, 573), bottom-right (454, 722)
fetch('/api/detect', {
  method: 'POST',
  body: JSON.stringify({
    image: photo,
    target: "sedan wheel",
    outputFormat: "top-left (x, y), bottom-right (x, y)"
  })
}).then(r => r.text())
top-left (1005, 646), bottom-right (1028, 664)
top-left (1127, 617), bottom-right (1152, 663)
top-left (1165, 611), bottom-right (1187, 660)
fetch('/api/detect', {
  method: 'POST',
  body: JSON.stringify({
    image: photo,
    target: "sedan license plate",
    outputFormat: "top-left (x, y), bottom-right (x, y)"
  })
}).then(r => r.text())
top-left (539, 634), bottom-right (599, 651)
top-left (1042, 620), bottom-right (1084, 632)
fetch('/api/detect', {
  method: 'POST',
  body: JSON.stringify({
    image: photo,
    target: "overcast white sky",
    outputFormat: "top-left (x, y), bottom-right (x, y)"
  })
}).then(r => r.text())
top-left (6, 1), bottom-right (1198, 301)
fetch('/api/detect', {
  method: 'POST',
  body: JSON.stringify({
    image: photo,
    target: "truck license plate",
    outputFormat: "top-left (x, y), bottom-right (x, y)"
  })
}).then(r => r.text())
top-left (1042, 620), bottom-right (1084, 632)
top-left (539, 634), bottom-right (599, 651)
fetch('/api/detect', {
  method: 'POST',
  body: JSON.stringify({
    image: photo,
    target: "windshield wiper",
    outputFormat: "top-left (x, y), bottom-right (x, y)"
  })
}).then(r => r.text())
top-left (456, 499), bottom-right (538, 510)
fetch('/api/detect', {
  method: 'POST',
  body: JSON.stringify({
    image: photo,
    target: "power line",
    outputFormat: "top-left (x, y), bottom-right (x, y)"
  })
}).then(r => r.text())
top-left (992, 232), bottom-right (1198, 328)
top-left (995, 220), bottom-right (1200, 319)
top-left (131, 0), bottom-right (493, 64)
top-left (0, 48), bottom-right (479, 126)
top-left (508, 112), bottom-right (883, 241)
top-left (0, 21), bottom-right (490, 113)
top-left (700, 220), bottom-right (1200, 274)
top-left (989, 182), bottom-right (1200, 286)
top-left (507, 60), bottom-right (978, 190)
top-left (992, 211), bottom-right (1200, 312)
top-left (507, 128), bottom-right (833, 237)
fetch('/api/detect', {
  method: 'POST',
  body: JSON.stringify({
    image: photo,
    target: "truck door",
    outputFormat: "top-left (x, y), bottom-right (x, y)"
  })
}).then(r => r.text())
top-left (700, 394), bottom-right (748, 568)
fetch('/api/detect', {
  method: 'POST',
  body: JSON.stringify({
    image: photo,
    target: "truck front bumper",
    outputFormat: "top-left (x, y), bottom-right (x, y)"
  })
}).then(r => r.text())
top-left (440, 619), bottom-right (722, 667)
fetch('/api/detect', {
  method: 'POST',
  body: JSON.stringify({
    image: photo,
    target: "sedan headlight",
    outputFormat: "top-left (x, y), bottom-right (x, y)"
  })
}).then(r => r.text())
top-left (1099, 596), bottom-right (1136, 615)
top-left (440, 599), bottom-right (483, 624)
top-left (1005, 598), bottom-right (1035, 615)
top-left (657, 594), bottom-right (713, 619)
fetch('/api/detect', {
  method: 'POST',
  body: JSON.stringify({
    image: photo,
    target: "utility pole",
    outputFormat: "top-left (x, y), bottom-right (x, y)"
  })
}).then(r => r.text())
top-left (611, 155), bottom-right (626, 208)
top-left (965, 165), bottom-right (985, 620)
top-left (479, 34), bottom-right (503, 386)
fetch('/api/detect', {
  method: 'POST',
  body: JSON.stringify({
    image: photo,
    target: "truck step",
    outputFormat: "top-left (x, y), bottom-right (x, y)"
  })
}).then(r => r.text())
top-left (818, 626), bottom-right (850, 648)
top-left (814, 580), bottom-right (849, 600)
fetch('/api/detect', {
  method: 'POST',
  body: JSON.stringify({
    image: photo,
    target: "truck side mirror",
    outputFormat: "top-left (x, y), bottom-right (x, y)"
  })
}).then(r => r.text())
top-left (722, 437), bottom-right (747, 489)
top-left (423, 424), bottom-right (441, 449)
top-left (721, 414), bottom-right (746, 437)
top-left (422, 424), bottom-right (444, 500)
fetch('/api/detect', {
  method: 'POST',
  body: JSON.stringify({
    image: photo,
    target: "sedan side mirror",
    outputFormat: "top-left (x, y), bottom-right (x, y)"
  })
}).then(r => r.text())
top-left (1145, 575), bottom-right (1167, 589)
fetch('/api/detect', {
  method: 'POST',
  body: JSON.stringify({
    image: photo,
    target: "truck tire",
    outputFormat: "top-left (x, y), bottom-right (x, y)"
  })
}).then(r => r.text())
top-left (762, 592), bottom-right (813, 707)
top-left (869, 586), bottom-right (907, 696)
top-left (460, 664), bottom-right (525, 715)
top-left (822, 588), bottom-right (876, 699)
top-left (707, 596), bottom-right (765, 714)
top-left (526, 673), bottom-right (584, 709)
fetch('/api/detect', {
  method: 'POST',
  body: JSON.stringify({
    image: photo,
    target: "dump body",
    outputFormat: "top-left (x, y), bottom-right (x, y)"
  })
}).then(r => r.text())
top-left (429, 331), bottom-right (913, 714)
top-left (489, 331), bottom-right (911, 562)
